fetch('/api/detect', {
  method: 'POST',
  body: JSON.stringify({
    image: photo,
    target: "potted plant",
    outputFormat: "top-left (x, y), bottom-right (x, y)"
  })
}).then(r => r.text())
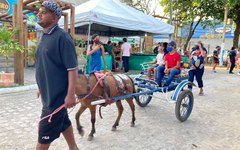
top-left (0, 26), bottom-right (24, 86)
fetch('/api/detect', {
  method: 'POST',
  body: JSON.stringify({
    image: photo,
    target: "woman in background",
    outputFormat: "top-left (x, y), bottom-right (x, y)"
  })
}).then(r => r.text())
top-left (87, 34), bottom-right (106, 73)
top-left (188, 41), bottom-right (207, 95)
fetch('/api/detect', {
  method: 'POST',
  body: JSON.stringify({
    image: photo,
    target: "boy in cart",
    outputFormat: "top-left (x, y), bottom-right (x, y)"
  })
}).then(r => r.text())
top-left (156, 41), bottom-right (182, 87)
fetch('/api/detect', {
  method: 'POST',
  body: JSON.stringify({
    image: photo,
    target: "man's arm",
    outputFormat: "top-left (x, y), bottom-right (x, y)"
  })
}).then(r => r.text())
top-left (64, 69), bottom-right (77, 108)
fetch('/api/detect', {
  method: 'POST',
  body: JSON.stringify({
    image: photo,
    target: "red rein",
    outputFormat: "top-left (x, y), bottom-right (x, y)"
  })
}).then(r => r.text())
top-left (39, 73), bottom-right (107, 123)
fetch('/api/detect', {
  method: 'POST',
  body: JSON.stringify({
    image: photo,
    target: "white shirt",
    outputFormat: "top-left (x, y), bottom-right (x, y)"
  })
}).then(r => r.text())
top-left (156, 53), bottom-right (164, 65)
top-left (121, 42), bottom-right (131, 56)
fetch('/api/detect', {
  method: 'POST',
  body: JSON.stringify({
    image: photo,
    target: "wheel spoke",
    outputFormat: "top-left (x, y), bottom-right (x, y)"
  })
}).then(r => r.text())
top-left (180, 95), bottom-right (190, 116)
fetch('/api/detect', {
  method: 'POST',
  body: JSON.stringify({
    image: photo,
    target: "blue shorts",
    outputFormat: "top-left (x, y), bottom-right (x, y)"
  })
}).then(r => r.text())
top-left (38, 108), bottom-right (71, 144)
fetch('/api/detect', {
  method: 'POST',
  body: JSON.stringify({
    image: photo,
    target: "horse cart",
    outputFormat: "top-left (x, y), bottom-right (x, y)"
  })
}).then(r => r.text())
top-left (91, 64), bottom-right (194, 122)
top-left (73, 65), bottom-right (194, 140)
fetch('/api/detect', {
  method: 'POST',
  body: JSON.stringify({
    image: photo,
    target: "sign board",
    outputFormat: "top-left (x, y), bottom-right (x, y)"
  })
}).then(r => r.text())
top-left (0, 0), bottom-right (10, 15)
top-left (0, 0), bottom-right (17, 15)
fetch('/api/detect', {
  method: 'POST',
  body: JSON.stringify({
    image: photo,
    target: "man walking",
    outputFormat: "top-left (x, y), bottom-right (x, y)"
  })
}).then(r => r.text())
top-left (229, 46), bottom-right (237, 74)
top-left (35, 1), bottom-right (79, 149)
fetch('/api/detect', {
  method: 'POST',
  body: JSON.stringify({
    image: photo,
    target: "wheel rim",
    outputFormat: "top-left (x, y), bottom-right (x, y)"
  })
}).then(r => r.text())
top-left (139, 94), bottom-right (149, 104)
top-left (180, 94), bottom-right (192, 117)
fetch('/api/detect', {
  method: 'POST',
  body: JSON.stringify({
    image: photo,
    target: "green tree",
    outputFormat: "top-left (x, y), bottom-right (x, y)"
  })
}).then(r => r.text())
top-left (224, 0), bottom-right (240, 47)
top-left (205, 0), bottom-right (240, 47)
top-left (0, 26), bottom-right (24, 73)
top-left (160, 0), bottom-right (223, 51)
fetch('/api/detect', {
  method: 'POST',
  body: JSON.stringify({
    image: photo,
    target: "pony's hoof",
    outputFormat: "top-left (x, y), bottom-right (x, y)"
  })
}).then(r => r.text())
top-left (130, 123), bottom-right (135, 127)
top-left (111, 127), bottom-right (117, 131)
top-left (80, 131), bottom-right (84, 137)
top-left (88, 136), bottom-right (93, 141)
top-left (78, 129), bottom-right (84, 137)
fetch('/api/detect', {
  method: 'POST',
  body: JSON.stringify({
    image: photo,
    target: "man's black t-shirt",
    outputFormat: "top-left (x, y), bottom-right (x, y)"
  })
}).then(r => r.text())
top-left (36, 25), bottom-right (78, 111)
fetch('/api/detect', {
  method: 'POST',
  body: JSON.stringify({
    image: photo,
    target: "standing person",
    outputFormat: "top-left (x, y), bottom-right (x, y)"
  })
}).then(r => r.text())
top-left (156, 41), bottom-right (181, 87)
top-left (35, 1), bottom-right (79, 150)
top-left (104, 41), bottom-right (116, 71)
top-left (87, 34), bottom-right (106, 73)
top-left (229, 46), bottom-right (237, 74)
top-left (120, 38), bottom-right (132, 72)
top-left (153, 42), bottom-right (161, 54)
top-left (212, 46), bottom-right (221, 73)
top-left (188, 41), bottom-right (207, 95)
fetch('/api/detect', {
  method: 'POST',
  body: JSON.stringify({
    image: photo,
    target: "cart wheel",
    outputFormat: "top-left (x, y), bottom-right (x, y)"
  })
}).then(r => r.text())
top-left (135, 88), bottom-right (153, 107)
top-left (175, 90), bottom-right (194, 122)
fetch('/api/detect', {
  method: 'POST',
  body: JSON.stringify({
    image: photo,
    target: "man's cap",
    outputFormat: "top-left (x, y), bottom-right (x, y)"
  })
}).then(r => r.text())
top-left (168, 41), bottom-right (177, 48)
top-left (42, 0), bottom-right (62, 18)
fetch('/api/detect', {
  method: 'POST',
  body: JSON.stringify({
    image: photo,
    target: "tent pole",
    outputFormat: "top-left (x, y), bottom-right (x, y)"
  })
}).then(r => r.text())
top-left (87, 22), bottom-right (91, 45)
top-left (139, 36), bottom-right (143, 53)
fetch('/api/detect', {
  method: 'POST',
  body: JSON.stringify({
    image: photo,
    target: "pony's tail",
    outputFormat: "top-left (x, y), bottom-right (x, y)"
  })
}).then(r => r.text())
top-left (99, 105), bottom-right (103, 119)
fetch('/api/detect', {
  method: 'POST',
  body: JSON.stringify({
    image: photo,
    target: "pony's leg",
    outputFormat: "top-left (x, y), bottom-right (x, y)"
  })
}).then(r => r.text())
top-left (88, 105), bottom-right (96, 141)
top-left (75, 104), bottom-right (87, 136)
top-left (112, 101), bottom-right (124, 131)
top-left (126, 98), bottom-right (136, 127)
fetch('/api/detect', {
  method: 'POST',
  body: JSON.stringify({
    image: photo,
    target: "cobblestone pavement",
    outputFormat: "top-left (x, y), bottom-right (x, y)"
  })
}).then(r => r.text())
top-left (0, 67), bottom-right (240, 150)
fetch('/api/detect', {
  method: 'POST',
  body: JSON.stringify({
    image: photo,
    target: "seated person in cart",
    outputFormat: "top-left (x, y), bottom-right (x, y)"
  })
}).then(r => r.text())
top-left (143, 42), bottom-right (166, 80)
top-left (156, 41), bottom-right (181, 87)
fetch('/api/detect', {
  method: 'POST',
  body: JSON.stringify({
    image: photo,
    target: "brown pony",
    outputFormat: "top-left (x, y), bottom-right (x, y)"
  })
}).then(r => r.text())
top-left (75, 72), bottom-right (136, 141)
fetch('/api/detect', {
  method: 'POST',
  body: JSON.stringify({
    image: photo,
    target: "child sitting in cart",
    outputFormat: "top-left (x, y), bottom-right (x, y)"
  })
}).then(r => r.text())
top-left (143, 42), bottom-right (167, 80)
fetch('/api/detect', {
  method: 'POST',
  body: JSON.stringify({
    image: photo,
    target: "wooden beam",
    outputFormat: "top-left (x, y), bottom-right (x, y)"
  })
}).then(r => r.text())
top-left (62, 6), bottom-right (71, 11)
top-left (70, 6), bottom-right (75, 38)
top-left (0, 19), bottom-right (12, 22)
top-left (0, 13), bottom-right (9, 18)
top-left (153, 15), bottom-right (168, 20)
top-left (62, 12), bottom-right (67, 16)
top-left (23, 5), bottom-right (38, 12)
top-left (23, 0), bottom-right (36, 5)
top-left (64, 13), bottom-right (68, 32)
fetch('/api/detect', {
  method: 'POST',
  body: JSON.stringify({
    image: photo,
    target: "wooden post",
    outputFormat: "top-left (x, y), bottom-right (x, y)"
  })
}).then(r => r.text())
top-left (70, 6), bottom-right (75, 38)
top-left (64, 13), bottom-right (68, 32)
top-left (23, 22), bottom-right (28, 67)
top-left (12, 4), bottom-right (17, 30)
top-left (14, 0), bottom-right (24, 85)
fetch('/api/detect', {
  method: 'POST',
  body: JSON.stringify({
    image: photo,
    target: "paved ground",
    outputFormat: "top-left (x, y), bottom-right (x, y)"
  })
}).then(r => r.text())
top-left (0, 66), bottom-right (240, 150)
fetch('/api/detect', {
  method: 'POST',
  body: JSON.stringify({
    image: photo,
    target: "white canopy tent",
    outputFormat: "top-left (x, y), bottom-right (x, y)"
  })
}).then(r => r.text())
top-left (63, 0), bottom-right (174, 37)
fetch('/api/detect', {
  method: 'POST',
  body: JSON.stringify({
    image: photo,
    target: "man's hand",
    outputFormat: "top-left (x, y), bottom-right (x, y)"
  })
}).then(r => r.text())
top-left (64, 94), bottom-right (77, 108)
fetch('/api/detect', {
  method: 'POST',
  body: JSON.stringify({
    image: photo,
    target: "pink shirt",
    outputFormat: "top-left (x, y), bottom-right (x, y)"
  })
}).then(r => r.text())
top-left (121, 42), bottom-right (131, 56)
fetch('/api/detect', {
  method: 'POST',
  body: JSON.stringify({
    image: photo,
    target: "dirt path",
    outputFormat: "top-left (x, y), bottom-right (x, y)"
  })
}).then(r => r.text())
top-left (0, 67), bottom-right (240, 150)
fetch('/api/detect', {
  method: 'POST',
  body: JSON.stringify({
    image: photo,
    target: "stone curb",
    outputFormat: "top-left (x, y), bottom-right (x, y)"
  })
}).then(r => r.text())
top-left (0, 84), bottom-right (38, 94)
top-left (0, 75), bottom-right (140, 94)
